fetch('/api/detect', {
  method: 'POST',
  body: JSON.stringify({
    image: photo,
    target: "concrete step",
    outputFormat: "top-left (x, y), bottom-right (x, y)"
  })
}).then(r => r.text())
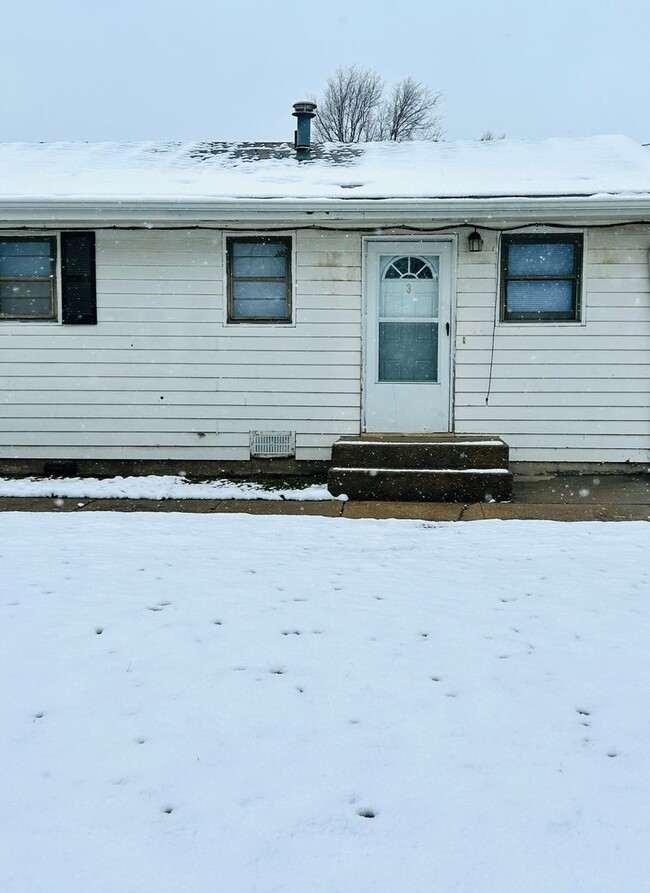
top-left (331, 436), bottom-right (510, 471)
top-left (328, 467), bottom-right (513, 503)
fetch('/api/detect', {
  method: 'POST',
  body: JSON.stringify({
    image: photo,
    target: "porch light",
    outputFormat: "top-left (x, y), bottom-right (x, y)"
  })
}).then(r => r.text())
top-left (468, 229), bottom-right (483, 252)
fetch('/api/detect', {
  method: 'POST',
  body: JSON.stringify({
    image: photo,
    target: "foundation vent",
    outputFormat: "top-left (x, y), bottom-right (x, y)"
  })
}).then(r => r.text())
top-left (250, 431), bottom-right (295, 459)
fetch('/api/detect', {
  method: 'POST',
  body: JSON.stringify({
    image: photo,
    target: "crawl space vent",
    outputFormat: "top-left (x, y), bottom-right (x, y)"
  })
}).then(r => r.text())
top-left (250, 431), bottom-right (295, 459)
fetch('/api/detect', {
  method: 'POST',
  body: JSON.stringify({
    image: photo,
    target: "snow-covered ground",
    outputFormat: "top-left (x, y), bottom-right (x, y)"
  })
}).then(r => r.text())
top-left (1, 513), bottom-right (649, 893)
top-left (0, 475), bottom-right (333, 501)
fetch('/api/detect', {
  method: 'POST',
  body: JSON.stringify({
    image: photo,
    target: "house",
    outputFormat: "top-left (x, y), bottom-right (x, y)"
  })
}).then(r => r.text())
top-left (0, 104), bottom-right (649, 499)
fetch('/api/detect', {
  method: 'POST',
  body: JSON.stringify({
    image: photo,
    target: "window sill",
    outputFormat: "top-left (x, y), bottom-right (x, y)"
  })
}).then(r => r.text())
top-left (497, 318), bottom-right (586, 328)
top-left (227, 319), bottom-right (293, 324)
top-left (0, 318), bottom-right (60, 325)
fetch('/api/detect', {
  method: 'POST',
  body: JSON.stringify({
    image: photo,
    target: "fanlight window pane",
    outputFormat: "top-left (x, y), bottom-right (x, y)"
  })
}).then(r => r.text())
top-left (383, 255), bottom-right (437, 280)
top-left (380, 256), bottom-right (439, 317)
top-left (508, 242), bottom-right (575, 276)
top-left (390, 257), bottom-right (410, 277)
top-left (507, 280), bottom-right (574, 314)
top-left (379, 322), bottom-right (438, 382)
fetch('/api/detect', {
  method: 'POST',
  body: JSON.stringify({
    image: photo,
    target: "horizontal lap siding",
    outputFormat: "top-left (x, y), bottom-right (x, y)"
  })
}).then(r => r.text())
top-left (0, 230), bottom-right (362, 463)
top-left (454, 226), bottom-right (650, 463)
top-left (2, 223), bottom-right (647, 467)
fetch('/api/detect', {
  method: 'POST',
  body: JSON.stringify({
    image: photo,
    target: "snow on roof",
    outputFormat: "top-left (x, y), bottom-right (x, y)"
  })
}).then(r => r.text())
top-left (1, 135), bottom-right (650, 203)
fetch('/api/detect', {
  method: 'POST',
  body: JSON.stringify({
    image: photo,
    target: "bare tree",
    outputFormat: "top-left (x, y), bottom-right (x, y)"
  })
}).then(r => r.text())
top-left (480, 131), bottom-right (507, 141)
top-left (377, 78), bottom-right (443, 142)
top-left (313, 66), bottom-right (443, 143)
top-left (313, 66), bottom-right (384, 142)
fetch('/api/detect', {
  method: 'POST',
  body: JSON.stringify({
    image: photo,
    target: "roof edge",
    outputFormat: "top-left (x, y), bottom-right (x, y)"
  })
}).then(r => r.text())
top-left (1, 195), bottom-right (650, 226)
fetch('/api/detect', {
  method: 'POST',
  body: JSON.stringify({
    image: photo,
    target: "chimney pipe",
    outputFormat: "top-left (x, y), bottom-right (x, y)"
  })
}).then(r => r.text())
top-left (293, 100), bottom-right (317, 160)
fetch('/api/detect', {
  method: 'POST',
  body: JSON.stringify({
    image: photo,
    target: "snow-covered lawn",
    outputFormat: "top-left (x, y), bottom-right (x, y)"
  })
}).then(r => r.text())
top-left (0, 474), bottom-right (333, 501)
top-left (1, 513), bottom-right (649, 893)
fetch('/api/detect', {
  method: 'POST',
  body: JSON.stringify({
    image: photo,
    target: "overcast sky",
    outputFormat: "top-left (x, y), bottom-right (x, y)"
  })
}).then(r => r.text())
top-left (3, 0), bottom-right (649, 144)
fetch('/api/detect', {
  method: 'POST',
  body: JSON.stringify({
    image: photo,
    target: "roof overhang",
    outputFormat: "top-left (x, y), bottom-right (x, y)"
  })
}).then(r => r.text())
top-left (1, 195), bottom-right (650, 228)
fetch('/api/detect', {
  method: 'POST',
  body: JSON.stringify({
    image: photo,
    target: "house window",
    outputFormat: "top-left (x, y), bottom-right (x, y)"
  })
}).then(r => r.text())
top-left (0, 232), bottom-right (96, 324)
top-left (0, 237), bottom-right (57, 320)
top-left (501, 234), bottom-right (583, 322)
top-left (227, 236), bottom-right (292, 323)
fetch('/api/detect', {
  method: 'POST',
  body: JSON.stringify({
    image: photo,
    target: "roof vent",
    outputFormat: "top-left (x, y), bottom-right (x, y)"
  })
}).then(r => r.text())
top-left (293, 101), bottom-right (317, 161)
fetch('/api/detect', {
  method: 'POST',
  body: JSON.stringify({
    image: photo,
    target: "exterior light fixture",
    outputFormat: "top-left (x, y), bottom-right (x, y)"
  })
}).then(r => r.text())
top-left (468, 229), bottom-right (483, 252)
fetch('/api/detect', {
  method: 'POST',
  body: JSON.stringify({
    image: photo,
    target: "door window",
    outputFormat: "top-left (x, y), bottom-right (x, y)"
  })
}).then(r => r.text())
top-left (378, 255), bottom-right (439, 382)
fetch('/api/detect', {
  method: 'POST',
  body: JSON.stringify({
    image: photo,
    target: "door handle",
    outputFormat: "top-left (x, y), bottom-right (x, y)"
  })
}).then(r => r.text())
top-left (445, 322), bottom-right (450, 336)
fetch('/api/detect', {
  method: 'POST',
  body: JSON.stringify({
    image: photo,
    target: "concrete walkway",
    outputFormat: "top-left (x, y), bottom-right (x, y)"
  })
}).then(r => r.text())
top-left (0, 474), bottom-right (648, 521)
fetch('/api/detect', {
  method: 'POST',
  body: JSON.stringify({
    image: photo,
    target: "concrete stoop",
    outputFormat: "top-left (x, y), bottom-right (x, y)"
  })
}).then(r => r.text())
top-left (327, 435), bottom-right (513, 502)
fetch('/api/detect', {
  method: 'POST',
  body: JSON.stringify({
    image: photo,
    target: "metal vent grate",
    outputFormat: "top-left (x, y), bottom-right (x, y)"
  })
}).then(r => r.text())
top-left (250, 431), bottom-right (295, 459)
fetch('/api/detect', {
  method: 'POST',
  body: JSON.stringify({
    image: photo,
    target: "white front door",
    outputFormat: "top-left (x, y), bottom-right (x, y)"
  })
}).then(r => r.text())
top-left (363, 240), bottom-right (453, 433)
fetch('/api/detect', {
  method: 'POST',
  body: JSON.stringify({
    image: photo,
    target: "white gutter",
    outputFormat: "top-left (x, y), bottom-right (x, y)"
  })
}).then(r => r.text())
top-left (1, 195), bottom-right (650, 227)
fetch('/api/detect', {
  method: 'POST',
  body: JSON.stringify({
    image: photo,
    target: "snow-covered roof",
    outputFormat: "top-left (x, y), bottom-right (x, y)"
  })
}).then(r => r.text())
top-left (1, 135), bottom-right (650, 205)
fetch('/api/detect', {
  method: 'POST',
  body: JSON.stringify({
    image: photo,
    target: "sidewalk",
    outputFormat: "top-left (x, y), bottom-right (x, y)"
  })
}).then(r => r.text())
top-left (0, 474), bottom-right (648, 520)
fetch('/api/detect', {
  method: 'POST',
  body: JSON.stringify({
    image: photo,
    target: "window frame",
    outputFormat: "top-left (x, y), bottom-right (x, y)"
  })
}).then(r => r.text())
top-left (500, 233), bottom-right (583, 323)
top-left (226, 235), bottom-right (293, 324)
top-left (0, 235), bottom-right (58, 321)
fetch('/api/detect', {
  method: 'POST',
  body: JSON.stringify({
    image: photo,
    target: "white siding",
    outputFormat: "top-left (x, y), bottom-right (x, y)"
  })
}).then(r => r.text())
top-left (454, 226), bottom-right (650, 463)
top-left (0, 223), bottom-right (648, 466)
top-left (0, 229), bottom-right (361, 463)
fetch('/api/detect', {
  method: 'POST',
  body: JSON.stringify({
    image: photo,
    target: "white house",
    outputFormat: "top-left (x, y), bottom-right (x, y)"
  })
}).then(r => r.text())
top-left (0, 108), bottom-right (649, 497)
